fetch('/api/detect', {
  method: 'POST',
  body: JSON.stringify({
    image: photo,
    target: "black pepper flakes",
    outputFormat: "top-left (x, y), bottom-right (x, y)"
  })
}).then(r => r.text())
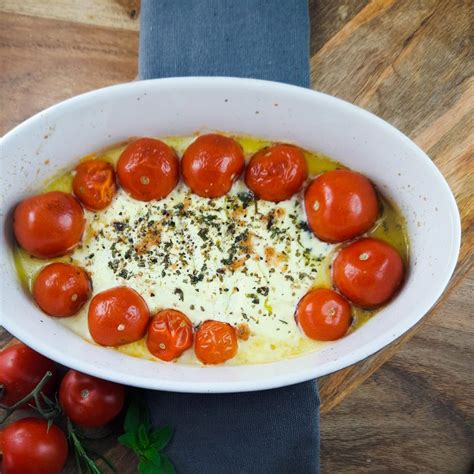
top-left (174, 288), bottom-right (184, 301)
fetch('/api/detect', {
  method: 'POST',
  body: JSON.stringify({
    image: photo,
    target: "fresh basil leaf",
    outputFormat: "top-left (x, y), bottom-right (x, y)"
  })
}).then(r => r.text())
top-left (138, 424), bottom-right (150, 450)
top-left (121, 395), bottom-right (175, 473)
top-left (118, 431), bottom-right (138, 450)
top-left (124, 398), bottom-right (141, 433)
top-left (138, 460), bottom-right (157, 474)
top-left (142, 448), bottom-right (162, 467)
top-left (150, 426), bottom-right (173, 451)
top-left (159, 454), bottom-right (176, 474)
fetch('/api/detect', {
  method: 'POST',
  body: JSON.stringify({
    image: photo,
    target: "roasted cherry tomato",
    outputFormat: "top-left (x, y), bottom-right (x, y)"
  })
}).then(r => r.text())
top-left (59, 369), bottom-right (125, 428)
top-left (194, 320), bottom-right (238, 365)
top-left (295, 288), bottom-right (352, 341)
top-left (117, 138), bottom-right (179, 201)
top-left (333, 237), bottom-right (404, 308)
top-left (73, 159), bottom-right (117, 211)
top-left (304, 170), bottom-right (378, 243)
top-left (33, 263), bottom-right (91, 318)
top-left (13, 191), bottom-right (85, 258)
top-left (146, 309), bottom-right (194, 361)
top-left (182, 134), bottom-right (245, 198)
top-left (0, 342), bottom-right (56, 407)
top-left (88, 286), bottom-right (150, 346)
top-left (0, 418), bottom-right (68, 474)
top-left (245, 144), bottom-right (308, 202)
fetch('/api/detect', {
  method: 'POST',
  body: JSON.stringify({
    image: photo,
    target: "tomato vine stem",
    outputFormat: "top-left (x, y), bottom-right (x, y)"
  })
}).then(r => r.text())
top-left (0, 371), bottom-right (53, 424)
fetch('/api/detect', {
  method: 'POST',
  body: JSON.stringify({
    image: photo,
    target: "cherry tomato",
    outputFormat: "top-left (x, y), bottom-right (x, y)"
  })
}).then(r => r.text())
top-left (33, 263), bottom-right (91, 318)
top-left (295, 288), bottom-right (352, 341)
top-left (304, 170), bottom-right (378, 243)
top-left (13, 191), bottom-right (85, 258)
top-left (333, 237), bottom-right (404, 308)
top-left (59, 369), bottom-right (125, 428)
top-left (0, 418), bottom-right (68, 474)
top-left (182, 134), bottom-right (245, 198)
top-left (117, 138), bottom-right (179, 201)
top-left (194, 320), bottom-right (238, 365)
top-left (245, 144), bottom-right (308, 202)
top-left (146, 309), bottom-right (194, 361)
top-left (73, 159), bottom-right (117, 211)
top-left (88, 286), bottom-right (150, 346)
top-left (0, 342), bottom-right (56, 407)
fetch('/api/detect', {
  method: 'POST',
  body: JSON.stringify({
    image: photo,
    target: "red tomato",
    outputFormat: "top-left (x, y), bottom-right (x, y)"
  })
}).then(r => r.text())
top-left (146, 309), bottom-right (194, 361)
top-left (194, 320), bottom-right (238, 365)
top-left (33, 263), bottom-right (91, 317)
top-left (88, 286), bottom-right (150, 346)
top-left (0, 418), bottom-right (68, 474)
top-left (117, 138), bottom-right (179, 201)
top-left (0, 342), bottom-right (56, 407)
top-left (245, 144), bottom-right (308, 202)
top-left (13, 191), bottom-right (85, 258)
top-left (182, 134), bottom-right (245, 198)
top-left (73, 159), bottom-right (117, 211)
top-left (59, 369), bottom-right (125, 428)
top-left (295, 288), bottom-right (352, 341)
top-left (333, 238), bottom-right (404, 308)
top-left (304, 170), bottom-right (378, 242)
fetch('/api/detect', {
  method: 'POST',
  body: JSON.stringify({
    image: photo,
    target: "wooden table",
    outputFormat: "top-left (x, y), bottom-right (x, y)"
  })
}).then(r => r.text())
top-left (1, 0), bottom-right (472, 471)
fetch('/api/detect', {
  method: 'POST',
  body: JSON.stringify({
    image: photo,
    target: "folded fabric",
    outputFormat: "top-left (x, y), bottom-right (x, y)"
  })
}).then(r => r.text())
top-left (139, 0), bottom-right (310, 88)
top-left (139, 1), bottom-right (319, 472)
top-left (146, 382), bottom-right (320, 474)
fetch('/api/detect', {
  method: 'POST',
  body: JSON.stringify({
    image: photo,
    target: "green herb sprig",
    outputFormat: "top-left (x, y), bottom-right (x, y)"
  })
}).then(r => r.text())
top-left (118, 396), bottom-right (175, 474)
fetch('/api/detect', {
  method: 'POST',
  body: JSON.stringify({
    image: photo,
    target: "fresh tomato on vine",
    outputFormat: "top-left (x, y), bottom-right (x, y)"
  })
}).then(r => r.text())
top-left (59, 369), bottom-right (125, 428)
top-left (0, 418), bottom-right (68, 474)
top-left (0, 342), bottom-right (56, 407)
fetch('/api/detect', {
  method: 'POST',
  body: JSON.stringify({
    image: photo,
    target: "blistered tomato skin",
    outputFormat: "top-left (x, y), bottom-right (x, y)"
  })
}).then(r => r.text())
top-left (245, 144), bottom-right (308, 202)
top-left (295, 288), bottom-right (352, 341)
top-left (146, 309), bottom-right (194, 361)
top-left (194, 320), bottom-right (238, 364)
top-left (0, 342), bottom-right (56, 407)
top-left (333, 237), bottom-right (404, 308)
top-left (13, 191), bottom-right (85, 258)
top-left (73, 159), bottom-right (117, 211)
top-left (88, 286), bottom-right (150, 346)
top-left (59, 369), bottom-right (125, 428)
top-left (182, 134), bottom-right (245, 198)
top-left (117, 138), bottom-right (179, 202)
top-left (304, 170), bottom-right (378, 243)
top-left (33, 263), bottom-right (91, 317)
top-left (0, 418), bottom-right (68, 474)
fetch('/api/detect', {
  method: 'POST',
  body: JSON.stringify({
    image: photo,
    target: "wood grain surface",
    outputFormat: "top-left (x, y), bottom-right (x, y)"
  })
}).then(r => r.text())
top-left (0, 0), bottom-right (472, 472)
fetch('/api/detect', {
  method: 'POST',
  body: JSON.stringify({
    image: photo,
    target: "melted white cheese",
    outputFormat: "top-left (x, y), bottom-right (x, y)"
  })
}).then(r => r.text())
top-left (59, 177), bottom-right (334, 364)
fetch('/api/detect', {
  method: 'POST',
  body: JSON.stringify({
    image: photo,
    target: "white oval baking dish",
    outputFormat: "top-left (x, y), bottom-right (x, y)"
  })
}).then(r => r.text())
top-left (0, 78), bottom-right (461, 393)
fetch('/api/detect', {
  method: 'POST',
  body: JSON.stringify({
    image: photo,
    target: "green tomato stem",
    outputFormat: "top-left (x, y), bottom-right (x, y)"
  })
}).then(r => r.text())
top-left (0, 371), bottom-right (53, 424)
